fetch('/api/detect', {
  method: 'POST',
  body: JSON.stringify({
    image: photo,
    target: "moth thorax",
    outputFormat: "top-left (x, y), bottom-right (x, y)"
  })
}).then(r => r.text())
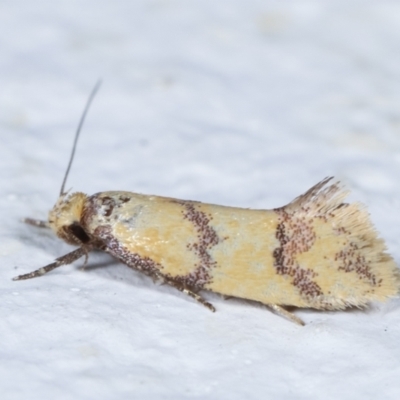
top-left (48, 192), bottom-right (89, 244)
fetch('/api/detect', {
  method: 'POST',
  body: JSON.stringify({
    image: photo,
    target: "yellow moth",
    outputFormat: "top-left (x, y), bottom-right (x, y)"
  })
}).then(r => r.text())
top-left (14, 82), bottom-right (400, 325)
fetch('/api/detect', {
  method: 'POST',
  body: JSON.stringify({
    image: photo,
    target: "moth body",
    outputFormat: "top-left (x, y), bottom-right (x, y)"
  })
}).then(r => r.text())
top-left (20, 177), bottom-right (398, 325)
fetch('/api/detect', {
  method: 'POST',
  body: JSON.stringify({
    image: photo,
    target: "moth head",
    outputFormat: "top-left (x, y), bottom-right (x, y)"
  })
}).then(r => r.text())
top-left (46, 82), bottom-right (101, 246)
top-left (48, 192), bottom-right (90, 245)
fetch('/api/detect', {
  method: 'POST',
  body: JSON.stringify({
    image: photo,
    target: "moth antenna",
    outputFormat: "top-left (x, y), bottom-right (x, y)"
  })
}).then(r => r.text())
top-left (59, 80), bottom-right (102, 195)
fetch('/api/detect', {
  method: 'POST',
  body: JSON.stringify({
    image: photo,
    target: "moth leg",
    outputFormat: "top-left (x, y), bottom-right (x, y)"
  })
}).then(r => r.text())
top-left (160, 276), bottom-right (216, 312)
top-left (79, 249), bottom-right (90, 270)
top-left (13, 247), bottom-right (88, 281)
top-left (182, 287), bottom-right (215, 312)
top-left (23, 218), bottom-right (50, 229)
top-left (268, 304), bottom-right (305, 326)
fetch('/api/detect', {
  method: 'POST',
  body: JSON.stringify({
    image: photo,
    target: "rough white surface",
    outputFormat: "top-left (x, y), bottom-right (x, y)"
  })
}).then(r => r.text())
top-left (1, 1), bottom-right (400, 399)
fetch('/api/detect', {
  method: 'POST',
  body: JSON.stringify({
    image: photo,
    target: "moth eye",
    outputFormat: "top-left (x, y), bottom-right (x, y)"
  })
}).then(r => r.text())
top-left (68, 222), bottom-right (90, 244)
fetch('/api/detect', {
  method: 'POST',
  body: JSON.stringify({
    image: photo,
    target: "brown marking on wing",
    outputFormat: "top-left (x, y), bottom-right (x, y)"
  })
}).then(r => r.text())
top-left (118, 195), bottom-right (131, 203)
top-left (93, 225), bottom-right (163, 276)
top-left (170, 201), bottom-right (220, 289)
top-left (335, 242), bottom-right (380, 287)
top-left (82, 194), bottom-right (133, 224)
top-left (99, 196), bottom-right (116, 217)
top-left (273, 208), bottom-right (322, 298)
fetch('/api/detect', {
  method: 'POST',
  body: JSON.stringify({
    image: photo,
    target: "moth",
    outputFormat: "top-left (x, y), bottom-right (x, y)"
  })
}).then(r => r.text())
top-left (14, 82), bottom-right (400, 325)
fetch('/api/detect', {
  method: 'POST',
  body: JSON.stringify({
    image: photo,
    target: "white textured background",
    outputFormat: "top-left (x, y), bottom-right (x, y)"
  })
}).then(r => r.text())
top-left (1, 1), bottom-right (400, 399)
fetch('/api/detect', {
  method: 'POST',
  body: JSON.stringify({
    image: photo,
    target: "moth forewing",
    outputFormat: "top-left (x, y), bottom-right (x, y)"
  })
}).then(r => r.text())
top-left (16, 178), bottom-right (400, 326)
